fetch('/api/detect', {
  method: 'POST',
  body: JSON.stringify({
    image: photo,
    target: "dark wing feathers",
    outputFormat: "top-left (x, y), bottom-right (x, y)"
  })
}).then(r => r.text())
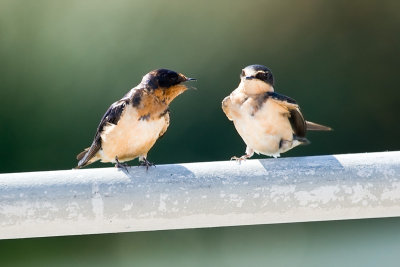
top-left (289, 109), bottom-right (307, 137)
top-left (76, 147), bottom-right (89, 161)
top-left (266, 91), bottom-right (297, 104)
top-left (98, 99), bottom-right (128, 132)
top-left (76, 141), bottom-right (101, 168)
top-left (305, 121), bottom-right (332, 131)
top-left (76, 98), bottom-right (129, 168)
top-left (266, 92), bottom-right (307, 138)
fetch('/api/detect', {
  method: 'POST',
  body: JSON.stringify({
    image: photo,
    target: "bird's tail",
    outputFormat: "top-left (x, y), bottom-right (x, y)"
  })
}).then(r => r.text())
top-left (293, 136), bottom-right (311, 145)
top-left (75, 147), bottom-right (99, 169)
top-left (75, 148), bottom-right (89, 169)
top-left (306, 121), bottom-right (332, 131)
top-left (76, 148), bottom-right (89, 162)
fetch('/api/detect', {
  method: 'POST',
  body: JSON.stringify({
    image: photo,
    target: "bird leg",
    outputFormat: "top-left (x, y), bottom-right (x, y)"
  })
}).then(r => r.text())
top-left (115, 156), bottom-right (129, 173)
top-left (138, 156), bottom-right (156, 170)
top-left (230, 147), bottom-right (254, 162)
top-left (230, 155), bottom-right (251, 161)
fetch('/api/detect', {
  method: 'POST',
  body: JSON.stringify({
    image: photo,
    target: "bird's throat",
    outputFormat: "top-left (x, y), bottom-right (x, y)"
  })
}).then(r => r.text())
top-left (154, 84), bottom-right (187, 104)
top-left (239, 79), bottom-right (274, 95)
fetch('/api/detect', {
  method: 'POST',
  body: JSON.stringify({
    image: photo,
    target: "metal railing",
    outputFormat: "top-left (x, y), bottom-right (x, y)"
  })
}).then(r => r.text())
top-left (1, 151), bottom-right (400, 239)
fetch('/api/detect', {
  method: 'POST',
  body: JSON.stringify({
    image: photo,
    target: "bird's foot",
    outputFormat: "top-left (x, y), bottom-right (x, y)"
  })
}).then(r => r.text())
top-left (115, 156), bottom-right (129, 173)
top-left (230, 155), bottom-right (250, 162)
top-left (139, 158), bottom-right (156, 170)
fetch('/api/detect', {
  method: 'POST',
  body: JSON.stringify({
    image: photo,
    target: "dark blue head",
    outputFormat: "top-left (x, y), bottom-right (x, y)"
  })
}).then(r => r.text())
top-left (142, 69), bottom-right (196, 90)
top-left (240, 65), bottom-right (274, 86)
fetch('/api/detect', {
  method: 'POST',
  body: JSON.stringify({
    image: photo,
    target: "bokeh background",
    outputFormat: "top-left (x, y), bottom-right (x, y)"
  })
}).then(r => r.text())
top-left (1, 0), bottom-right (400, 266)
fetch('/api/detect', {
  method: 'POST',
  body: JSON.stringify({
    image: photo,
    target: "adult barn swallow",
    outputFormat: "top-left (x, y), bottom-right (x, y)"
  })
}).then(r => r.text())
top-left (222, 64), bottom-right (331, 160)
top-left (76, 69), bottom-right (195, 170)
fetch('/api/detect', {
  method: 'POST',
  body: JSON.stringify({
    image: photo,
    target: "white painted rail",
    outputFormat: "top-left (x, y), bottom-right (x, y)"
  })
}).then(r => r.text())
top-left (1, 151), bottom-right (400, 240)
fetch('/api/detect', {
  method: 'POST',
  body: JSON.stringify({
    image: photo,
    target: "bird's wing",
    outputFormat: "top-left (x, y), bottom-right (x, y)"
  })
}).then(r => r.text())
top-left (158, 109), bottom-right (170, 139)
top-left (266, 92), bottom-right (306, 137)
top-left (76, 98), bottom-right (129, 168)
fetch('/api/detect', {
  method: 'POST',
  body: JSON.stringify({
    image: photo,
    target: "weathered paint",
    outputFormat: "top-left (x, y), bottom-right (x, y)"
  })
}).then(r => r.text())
top-left (1, 151), bottom-right (400, 239)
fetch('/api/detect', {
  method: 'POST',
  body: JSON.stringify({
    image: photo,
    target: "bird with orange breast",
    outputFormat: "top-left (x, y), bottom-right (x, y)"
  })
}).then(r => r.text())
top-left (76, 69), bottom-right (196, 171)
top-left (222, 64), bottom-right (331, 160)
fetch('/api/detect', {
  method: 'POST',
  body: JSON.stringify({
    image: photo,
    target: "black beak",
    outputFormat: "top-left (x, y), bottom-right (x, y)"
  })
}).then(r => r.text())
top-left (184, 78), bottom-right (197, 90)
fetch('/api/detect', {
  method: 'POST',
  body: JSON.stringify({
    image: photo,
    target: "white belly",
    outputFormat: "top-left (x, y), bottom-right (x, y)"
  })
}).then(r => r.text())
top-left (100, 105), bottom-right (167, 163)
top-left (233, 100), bottom-right (294, 156)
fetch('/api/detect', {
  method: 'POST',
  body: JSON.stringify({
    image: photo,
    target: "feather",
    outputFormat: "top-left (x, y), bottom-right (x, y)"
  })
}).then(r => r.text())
top-left (75, 97), bottom-right (129, 168)
top-left (306, 121), bottom-right (332, 131)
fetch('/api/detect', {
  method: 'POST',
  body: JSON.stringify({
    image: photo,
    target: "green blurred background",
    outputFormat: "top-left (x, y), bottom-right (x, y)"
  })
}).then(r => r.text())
top-left (0, 0), bottom-right (399, 266)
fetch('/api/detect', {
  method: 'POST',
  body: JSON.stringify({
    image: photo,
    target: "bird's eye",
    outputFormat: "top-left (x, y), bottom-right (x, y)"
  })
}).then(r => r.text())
top-left (256, 72), bottom-right (267, 80)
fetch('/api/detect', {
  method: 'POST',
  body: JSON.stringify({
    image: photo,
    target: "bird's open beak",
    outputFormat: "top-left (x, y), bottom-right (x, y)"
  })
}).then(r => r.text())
top-left (183, 77), bottom-right (197, 90)
top-left (178, 73), bottom-right (196, 83)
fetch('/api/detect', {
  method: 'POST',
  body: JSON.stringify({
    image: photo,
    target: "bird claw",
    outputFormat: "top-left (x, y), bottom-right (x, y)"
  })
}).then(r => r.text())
top-left (230, 155), bottom-right (250, 162)
top-left (139, 158), bottom-right (156, 170)
top-left (115, 157), bottom-right (130, 173)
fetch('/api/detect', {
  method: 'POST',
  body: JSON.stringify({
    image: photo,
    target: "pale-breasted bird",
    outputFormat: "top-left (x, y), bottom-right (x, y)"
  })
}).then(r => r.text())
top-left (222, 64), bottom-right (331, 160)
top-left (76, 69), bottom-right (195, 170)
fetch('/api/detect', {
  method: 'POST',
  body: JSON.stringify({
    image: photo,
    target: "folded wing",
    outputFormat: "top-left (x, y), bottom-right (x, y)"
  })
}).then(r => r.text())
top-left (76, 98), bottom-right (129, 168)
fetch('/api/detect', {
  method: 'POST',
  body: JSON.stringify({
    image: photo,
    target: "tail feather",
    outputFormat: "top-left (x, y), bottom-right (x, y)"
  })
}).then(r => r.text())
top-left (75, 147), bottom-right (98, 169)
top-left (76, 148), bottom-right (89, 161)
top-left (75, 148), bottom-right (89, 169)
top-left (306, 121), bottom-right (332, 131)
top-left (293, 135), bottom-right (311, 145)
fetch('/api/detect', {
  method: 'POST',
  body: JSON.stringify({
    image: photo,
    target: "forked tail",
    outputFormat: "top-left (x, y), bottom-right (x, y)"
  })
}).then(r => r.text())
top-left (306, 121), bottom-right (332, 131)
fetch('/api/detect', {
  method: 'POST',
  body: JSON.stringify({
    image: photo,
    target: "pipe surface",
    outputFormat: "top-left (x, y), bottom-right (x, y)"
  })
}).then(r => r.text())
top-left (1, 151), bottom-right (400, 239)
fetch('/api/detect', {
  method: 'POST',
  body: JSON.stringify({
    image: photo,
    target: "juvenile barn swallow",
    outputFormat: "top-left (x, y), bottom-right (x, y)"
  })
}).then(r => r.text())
top-left (222, 64), bottom-right (331, 160)
top-left (76, 69), bottom-right (195, 170)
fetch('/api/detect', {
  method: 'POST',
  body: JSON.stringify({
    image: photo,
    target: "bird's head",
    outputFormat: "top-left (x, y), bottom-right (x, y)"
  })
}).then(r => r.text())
top-left (239, 65), bottom-right (274, 94)
top-left (141, 69), bottom-right (196, 103)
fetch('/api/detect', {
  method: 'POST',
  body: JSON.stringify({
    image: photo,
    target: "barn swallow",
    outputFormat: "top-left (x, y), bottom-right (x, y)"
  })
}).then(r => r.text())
top-left (76, 69), bottom-right (196, 171)
top-left (222, 64), bottom-right (331, 160)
